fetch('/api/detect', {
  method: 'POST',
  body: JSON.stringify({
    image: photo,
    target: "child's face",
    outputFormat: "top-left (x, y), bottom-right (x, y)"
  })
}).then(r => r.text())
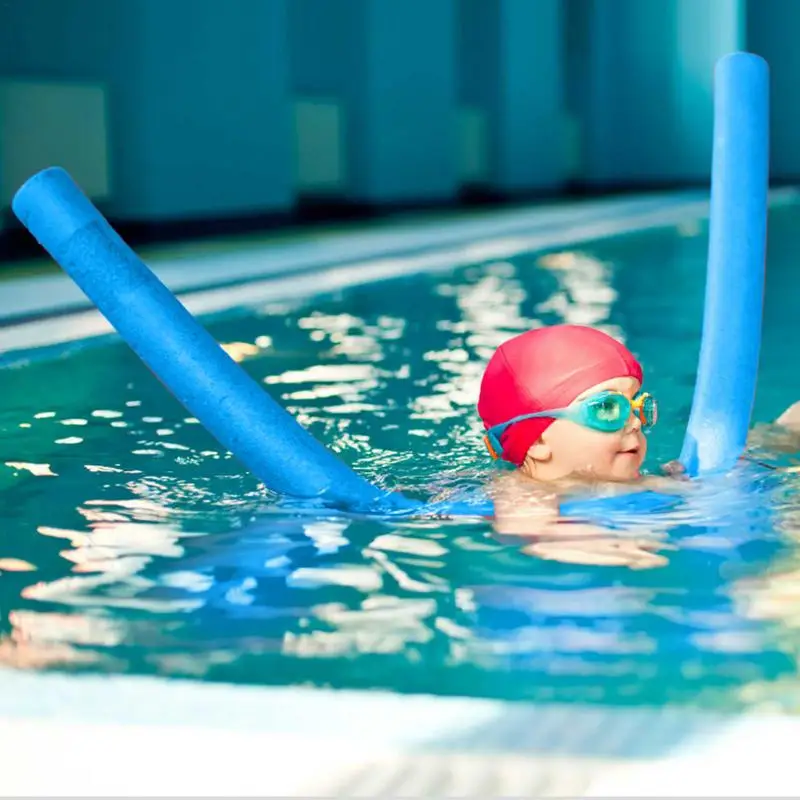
top-left (523, 377), bottom-right (647, 482)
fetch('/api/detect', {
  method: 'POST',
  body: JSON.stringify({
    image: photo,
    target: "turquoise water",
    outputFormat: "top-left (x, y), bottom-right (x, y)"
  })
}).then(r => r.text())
top-left (3, 205), bottom-right (800, 709)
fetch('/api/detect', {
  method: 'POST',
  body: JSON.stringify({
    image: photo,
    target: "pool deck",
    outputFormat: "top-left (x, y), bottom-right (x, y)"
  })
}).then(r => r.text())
top-left (8, 187), bottom-right (798, 358)
top-left (3, 189), bottom-right (800, 796)
top-left (1, 667), bottom-right (799, 796)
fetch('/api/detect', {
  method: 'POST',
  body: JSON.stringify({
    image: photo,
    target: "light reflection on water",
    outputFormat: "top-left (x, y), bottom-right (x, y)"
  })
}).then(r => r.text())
top-left (2, 210), bottom-right (800, 710)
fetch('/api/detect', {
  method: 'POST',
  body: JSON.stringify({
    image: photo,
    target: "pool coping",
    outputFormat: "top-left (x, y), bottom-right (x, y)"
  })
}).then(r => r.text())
top-left (3, 187), bottom-right (798, 360)
top-left (1, 667), bottom-right (800, 796)
top-left (4, 189), bottom-right (800, 796)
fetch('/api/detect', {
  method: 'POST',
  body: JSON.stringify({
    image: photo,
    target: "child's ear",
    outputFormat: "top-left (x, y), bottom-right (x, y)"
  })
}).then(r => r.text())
top-left (527, 437), bottom-right (551, 463)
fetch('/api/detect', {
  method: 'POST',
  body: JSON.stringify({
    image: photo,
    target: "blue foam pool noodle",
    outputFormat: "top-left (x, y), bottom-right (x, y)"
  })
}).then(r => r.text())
top-left (11, 168), bottom-right (408, 512)
top-left (679, 52), bottom-right (769, 477)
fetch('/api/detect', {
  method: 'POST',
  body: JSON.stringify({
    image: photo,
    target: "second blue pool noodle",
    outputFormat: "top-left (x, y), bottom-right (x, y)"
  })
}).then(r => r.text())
top-left (678, 53), bottom-right (769, 477)
top-left (11, 168), bottom-right (408, 512)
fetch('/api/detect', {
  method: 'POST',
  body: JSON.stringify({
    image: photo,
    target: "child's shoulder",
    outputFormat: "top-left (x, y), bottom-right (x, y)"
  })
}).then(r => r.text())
top-left (492, 464), bottom-right (689, 505)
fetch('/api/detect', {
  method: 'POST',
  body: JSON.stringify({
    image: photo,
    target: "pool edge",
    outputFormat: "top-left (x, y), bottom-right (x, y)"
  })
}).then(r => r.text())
top-left (0, 666), bottom-right (799, 795)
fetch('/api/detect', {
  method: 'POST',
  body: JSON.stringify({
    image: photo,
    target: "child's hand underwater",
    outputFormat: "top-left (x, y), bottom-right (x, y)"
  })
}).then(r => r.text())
top-left (661, 460), bottom-right (689, 479)
top-left (521, 531), bottom-right (673, 570)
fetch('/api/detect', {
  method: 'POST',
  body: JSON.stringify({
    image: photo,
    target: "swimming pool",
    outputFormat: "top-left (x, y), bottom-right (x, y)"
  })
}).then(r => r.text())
top-left (5, 191), bottom-right (800, 794)
top-left (3, 191), bottom-right (800, 719)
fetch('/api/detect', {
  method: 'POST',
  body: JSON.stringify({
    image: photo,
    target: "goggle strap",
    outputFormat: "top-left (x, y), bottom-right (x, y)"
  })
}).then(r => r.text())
top-left (483, 434), bottom-right (501, 460)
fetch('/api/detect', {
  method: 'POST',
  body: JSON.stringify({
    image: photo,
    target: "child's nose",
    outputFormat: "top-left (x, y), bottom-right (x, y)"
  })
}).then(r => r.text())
top-left (626, 411), bottom-right (642, 433)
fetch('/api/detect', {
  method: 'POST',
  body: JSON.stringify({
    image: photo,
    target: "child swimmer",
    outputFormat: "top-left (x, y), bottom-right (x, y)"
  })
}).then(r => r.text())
top-left (477, 324), bottom-right (800, 566)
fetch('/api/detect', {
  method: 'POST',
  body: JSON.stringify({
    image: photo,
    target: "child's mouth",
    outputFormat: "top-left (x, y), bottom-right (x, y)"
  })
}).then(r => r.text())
top-left (619, 446), bottom-right (640, 456)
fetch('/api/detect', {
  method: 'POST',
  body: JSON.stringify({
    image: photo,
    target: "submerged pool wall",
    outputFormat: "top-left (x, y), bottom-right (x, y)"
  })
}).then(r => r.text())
top-left (0, 0), bottom-right (797, 248)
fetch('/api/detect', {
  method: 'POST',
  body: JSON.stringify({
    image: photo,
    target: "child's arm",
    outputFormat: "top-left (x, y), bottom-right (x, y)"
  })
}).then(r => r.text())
top-left (491, 472), bottom-right (609, 537)
top-left (490, 472), bottom-right (672, 568)
top-left (490, 472), bottom-right (560, 536)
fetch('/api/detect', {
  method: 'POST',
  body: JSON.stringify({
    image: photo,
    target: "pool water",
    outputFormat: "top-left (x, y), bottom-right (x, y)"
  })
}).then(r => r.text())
top-left (3, 204), bottom-right (800, 710)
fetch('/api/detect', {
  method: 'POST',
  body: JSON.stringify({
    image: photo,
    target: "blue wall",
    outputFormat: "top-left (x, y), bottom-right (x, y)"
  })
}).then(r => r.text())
top-left (747, 0), bottom-right (800, 178)
top-left (0, 0), bottom-right (292, 220)
top-left (290, 0), bottom-right (457, 204)
top-left (569, 0), bottom-right (743, 185)
top-left (459, 0), bottom-right (564, 193)
top-left (0, 0), bottom-right (797, 230)
top-left (109, 0), bottom-right (293, 220)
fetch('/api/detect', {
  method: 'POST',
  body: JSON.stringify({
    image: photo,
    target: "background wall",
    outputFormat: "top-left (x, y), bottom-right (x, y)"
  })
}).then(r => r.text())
top-left (0, 0), bottom-right (794, 254)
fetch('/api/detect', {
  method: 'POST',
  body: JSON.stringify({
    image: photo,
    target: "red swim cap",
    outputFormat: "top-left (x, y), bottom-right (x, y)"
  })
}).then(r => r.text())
top-left (477, 325), bottom-right (643, 465)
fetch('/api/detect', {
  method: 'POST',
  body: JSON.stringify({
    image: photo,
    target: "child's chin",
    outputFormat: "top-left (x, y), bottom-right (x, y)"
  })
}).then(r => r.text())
top-left (612, 455), bottom-right (644, 480)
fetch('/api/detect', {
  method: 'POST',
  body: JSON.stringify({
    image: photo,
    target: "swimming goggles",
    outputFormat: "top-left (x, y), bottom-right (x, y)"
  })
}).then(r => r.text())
top-left (484, 390), bottom-right (658, 459)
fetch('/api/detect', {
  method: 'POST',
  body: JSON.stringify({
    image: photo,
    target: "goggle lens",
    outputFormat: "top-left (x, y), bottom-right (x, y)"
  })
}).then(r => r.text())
top-left (633, 392), bottom-right (657, 429)
top-left (583, 393), bottom-right (629, 432)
